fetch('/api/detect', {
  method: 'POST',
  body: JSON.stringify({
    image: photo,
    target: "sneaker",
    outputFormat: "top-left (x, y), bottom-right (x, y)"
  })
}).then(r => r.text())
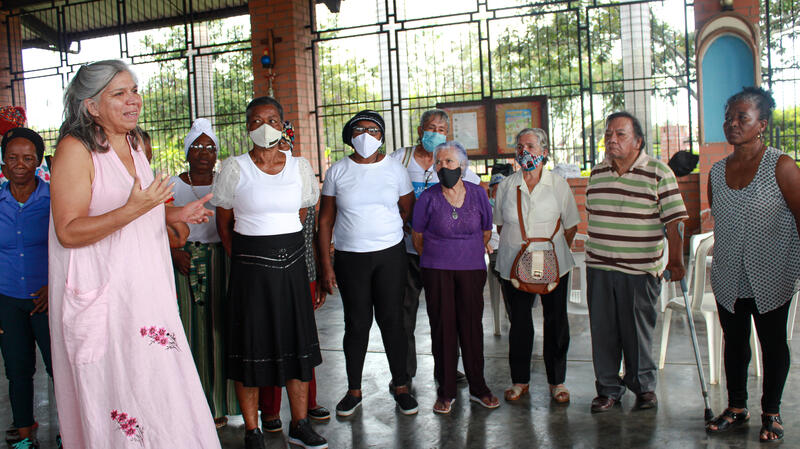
top-left (394, 392), bottom-right (419, 415)
top-left (308, 406), bottom-right (331, 421)
top-left (288, 418), bottom-right (328, 449)
top-left (335, 394), bottom-right (362, 417)
top-left (11, 438), bottom-right (39, 449)
top-left (261, 416), bottom-right (282, 433)
top-left (244, 428), bottom-right (265, 449)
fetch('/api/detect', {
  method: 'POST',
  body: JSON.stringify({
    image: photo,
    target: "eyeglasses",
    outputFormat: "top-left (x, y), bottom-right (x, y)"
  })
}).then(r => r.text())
top-left (188, 144), bottom-right (217, 154)
top-left (352, 126), bottom-right (382, 136)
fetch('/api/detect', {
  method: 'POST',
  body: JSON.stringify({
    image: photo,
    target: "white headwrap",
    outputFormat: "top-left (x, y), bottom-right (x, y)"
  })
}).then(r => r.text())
top-left (183, 118), bottom-right (219, 156)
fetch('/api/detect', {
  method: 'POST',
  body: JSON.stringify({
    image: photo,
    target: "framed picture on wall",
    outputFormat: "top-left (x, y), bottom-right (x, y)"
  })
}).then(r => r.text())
top-left (436, 96), bottom-right (549, 158)
top-left (494, 96), bottom-right (548, 156)
top-left (436, 100), bottom-right (490, 156)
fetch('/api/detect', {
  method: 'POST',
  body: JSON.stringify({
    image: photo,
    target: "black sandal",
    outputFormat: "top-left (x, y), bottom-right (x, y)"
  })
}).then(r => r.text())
top-left (760, 414), bottom-right (784, 443)
top-left (706, 408), bottom-right (750, 433)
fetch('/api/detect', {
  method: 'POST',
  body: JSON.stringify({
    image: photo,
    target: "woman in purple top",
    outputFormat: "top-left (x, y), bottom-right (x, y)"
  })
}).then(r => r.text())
top-left (411, 141), bottom-right (499, 414)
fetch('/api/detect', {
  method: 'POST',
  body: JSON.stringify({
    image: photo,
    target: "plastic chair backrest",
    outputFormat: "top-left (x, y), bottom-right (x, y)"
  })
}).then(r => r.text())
top-left (690, 234), bottom-right (714, 313)
top-left (686, 231), bottom-right (713, 291)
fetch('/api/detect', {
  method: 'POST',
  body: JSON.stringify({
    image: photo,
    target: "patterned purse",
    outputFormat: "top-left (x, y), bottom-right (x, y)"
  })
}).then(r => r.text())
top-left (510, 189), bottom-right (562, 294)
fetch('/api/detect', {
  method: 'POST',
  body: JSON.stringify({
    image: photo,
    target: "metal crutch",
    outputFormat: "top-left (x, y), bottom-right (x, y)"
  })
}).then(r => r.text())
top-left (663, 268), bottom-right (714, 422)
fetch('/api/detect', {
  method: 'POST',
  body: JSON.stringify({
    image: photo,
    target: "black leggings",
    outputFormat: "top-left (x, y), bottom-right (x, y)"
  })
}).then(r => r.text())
top-left (717, 298), bottom-right (792, 414)
top-left (334, 242), bottom-right (409, 390)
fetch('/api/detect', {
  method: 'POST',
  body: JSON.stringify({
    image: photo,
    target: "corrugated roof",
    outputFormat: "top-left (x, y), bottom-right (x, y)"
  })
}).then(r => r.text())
top-left (3, 0), bottom-right (248, 49)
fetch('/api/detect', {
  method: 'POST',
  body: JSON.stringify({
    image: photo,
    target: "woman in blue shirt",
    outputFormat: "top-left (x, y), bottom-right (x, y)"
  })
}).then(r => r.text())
top-left (0, 127), bottom-right (54, 449)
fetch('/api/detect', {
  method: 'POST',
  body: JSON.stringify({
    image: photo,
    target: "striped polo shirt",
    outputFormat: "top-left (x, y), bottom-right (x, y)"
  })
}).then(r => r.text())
top-left (585, 150), bottom-right (688, 276)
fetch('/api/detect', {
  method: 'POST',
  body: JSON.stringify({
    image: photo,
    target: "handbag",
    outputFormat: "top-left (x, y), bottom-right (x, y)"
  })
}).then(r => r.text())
top-left (509, 189), bottom-right (562, 294)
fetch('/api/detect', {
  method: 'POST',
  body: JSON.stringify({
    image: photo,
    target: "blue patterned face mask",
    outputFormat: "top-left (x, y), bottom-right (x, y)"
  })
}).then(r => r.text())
top-left (517, 150), bottom-right (544, 172)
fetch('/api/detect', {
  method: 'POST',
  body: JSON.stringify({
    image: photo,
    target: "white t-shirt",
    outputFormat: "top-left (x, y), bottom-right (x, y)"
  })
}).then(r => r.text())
top-left (211, 153), bottom-right (320, 236)
top-left (321, 155), bottom-right (413, 253)
top-left (170, 176), bottom-right (220, 243)
top-left (389, 146), bottom-right (482, 254)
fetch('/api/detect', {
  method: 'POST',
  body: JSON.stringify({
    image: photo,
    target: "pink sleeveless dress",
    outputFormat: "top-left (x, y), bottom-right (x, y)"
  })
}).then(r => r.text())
top-left (48, 142), bottom-right (221, 448)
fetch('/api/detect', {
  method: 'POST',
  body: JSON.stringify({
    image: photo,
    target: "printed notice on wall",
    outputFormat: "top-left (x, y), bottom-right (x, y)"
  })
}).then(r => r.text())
top-left (452, 112), bottom-right (479, 150)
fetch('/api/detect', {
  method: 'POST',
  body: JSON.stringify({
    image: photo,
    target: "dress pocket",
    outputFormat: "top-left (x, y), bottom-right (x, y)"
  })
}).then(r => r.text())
top-left (62, 282), bottom-right (111, 365)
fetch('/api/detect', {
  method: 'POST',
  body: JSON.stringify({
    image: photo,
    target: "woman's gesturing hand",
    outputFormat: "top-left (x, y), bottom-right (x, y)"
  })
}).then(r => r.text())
top-left (125, 173), bottom-right (174, 216)
top-left (176, 193), bottom-right (215, 224)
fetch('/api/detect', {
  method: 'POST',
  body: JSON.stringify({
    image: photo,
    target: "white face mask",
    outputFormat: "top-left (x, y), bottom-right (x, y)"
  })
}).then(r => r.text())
top-left (249, 124), bottom-right (283, 149)
top-left (351, 133), bottom-right (382, 158)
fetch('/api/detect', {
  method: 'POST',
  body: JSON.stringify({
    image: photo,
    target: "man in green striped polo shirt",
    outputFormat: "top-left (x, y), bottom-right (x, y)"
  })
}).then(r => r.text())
top-left (585, 111), bottom-right (687, 413)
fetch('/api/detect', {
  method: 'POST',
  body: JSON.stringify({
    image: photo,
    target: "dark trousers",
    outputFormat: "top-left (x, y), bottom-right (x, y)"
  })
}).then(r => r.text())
top-left (0, 293), bottom-right (53, 428)
top-left (402, 253), bottom-right (423, 378)
top-left (500, 274), bottom-right (570, 385)
top-left (587, 268), bottom-right (660, 399)
top-left (717, 298), bottom-right (792, 414)
top-left (422, 268), bottom-right (490, 400)
top-left (335, 242), bottom-right (409, 390)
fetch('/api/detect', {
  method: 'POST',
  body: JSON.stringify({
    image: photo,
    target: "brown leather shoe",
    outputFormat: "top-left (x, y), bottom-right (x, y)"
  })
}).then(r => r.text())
top-left (591, 396), bottom-right (617, 413)
top-left (635, 391), bottom-right (658, 410)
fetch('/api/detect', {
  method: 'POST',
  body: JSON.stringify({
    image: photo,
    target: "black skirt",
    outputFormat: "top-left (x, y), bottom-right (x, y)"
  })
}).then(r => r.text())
top-left (225, 231), bottom-right (322, 387)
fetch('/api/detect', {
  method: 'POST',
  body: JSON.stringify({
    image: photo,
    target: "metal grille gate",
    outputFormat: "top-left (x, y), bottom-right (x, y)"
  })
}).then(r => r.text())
top-left (310, 0), bottom-right (698, 175)
top-left (3, 0), bottom-right (253, 175)
top-left (762, 0), bottom-right (800, 160)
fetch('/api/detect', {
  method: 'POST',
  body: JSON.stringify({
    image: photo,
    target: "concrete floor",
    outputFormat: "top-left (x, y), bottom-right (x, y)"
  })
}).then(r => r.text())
top-left (3, 280), bottom-right (800, 448)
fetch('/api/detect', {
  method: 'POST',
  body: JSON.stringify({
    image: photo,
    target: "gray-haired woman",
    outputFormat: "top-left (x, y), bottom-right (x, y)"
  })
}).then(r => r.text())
top-left (49, 60), bottom-right (219, 448)
top-left (493, 128), bottom-right (580, 403)
top-left (411, 141), bottom-right (498, 413)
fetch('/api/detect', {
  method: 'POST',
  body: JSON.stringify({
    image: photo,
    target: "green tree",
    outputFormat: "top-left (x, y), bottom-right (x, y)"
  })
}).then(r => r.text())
top-left (772, 106), bottom-right (800, 157)
top-left (138, 21), bottom-right (253, 174)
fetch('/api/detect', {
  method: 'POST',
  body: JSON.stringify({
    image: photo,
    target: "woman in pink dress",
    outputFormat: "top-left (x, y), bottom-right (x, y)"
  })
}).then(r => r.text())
top-left (48, 59), bottom-right (220, 448)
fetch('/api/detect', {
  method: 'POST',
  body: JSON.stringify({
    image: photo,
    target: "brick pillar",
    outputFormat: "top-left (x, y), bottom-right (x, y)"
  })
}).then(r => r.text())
top-left (694, 0), bottom-right (760, 231)
top-left (249, 0), bottom-right (320, 176)
top-left (0, 8), bottom-right (26, 108)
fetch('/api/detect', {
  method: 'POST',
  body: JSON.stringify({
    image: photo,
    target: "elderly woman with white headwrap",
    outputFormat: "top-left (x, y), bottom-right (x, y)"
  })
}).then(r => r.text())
top-left (170, 118), bottom-right (238, 428)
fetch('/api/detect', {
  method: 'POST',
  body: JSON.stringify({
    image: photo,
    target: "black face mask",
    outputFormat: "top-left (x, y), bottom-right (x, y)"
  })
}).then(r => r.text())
top-left (437, 167), bottom-right (461, 189)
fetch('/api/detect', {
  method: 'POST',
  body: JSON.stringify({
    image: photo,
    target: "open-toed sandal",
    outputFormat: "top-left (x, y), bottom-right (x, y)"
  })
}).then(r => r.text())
top-left (760, 414), bottom-right (784, 443)
top-left (504, 384), bottom-right (529, 402)
top-left (549, 384), bottom-right (570, 404)
top-left (470, 394), bottom-right (500, 409)
top-left (706, 408), bottom-right (750, 433)
top-left (433, 398), bottom-right (454, 414)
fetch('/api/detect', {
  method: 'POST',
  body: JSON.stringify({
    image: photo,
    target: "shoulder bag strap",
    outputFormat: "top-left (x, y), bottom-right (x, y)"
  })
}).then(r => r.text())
top-left (516, 188), bottom-right (529, 241)
top-left (402, 147), bottom-right (414, 167)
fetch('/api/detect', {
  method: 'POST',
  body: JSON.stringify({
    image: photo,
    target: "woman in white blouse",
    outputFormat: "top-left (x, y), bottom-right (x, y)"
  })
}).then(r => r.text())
top-left (493, 128), bottom-right (580, 404)
top-left (317, 110), bottom-right (419, 417)
top-left (212, 97), bottom-right (326, 449)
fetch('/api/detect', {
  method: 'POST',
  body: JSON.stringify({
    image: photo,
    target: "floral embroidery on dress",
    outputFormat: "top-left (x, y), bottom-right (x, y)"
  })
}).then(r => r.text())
top-left (139, 326), bottom-right (180, 351)
top-left (111, 409), bottom-right (144, 445)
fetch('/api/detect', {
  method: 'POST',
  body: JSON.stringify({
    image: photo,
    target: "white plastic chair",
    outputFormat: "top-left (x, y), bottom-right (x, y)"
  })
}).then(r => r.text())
top-left (567, 233), bottom-right (588, 315)
top-left (788, 291), bottom-right (799, 341)
top-left (487, 255), bottom-right (503, 336)
top-left (658, 233), bottom-right (762, 384)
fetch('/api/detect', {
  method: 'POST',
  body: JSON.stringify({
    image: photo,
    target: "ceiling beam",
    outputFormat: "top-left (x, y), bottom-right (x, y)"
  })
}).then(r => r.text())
top-left (1, 0), bottom-right (57, 11)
